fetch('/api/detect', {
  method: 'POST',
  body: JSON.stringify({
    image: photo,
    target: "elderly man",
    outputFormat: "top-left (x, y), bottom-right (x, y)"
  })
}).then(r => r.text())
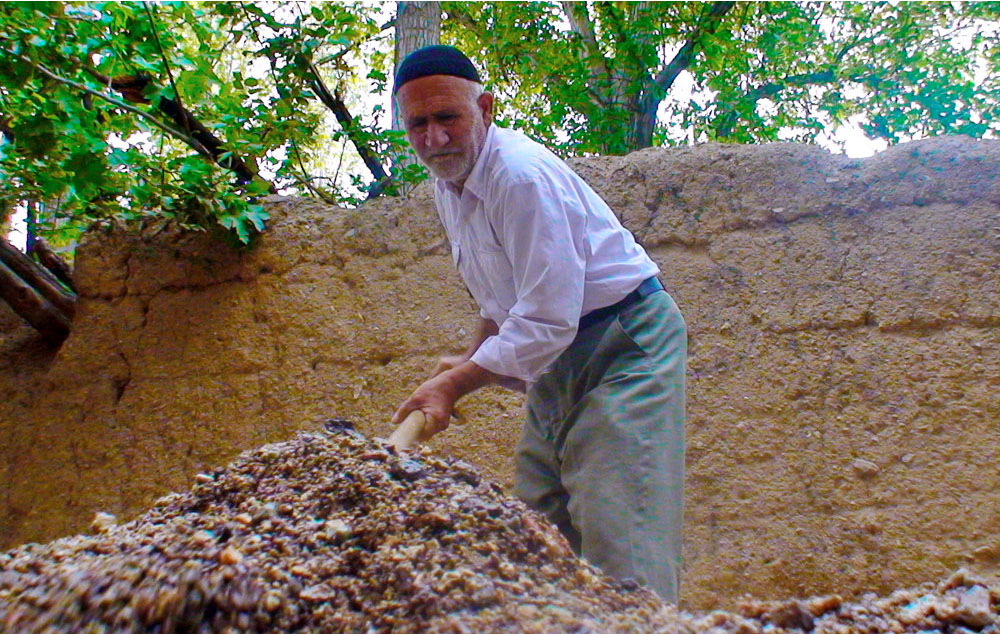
top-left (390, 45), bottom-right (686, 602)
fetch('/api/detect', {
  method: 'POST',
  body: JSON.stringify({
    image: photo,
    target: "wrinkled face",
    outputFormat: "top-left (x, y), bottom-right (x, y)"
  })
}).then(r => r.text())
top-left (396, 75), bottom-right (493, 186)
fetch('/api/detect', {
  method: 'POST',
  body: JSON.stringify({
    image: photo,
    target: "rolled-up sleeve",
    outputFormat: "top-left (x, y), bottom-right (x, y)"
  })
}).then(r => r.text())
top-left (469, 171), bottom-right (587, 382)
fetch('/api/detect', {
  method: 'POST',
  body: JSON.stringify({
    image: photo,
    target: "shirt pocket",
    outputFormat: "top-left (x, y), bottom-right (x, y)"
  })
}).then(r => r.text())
top-left (469, 242), bottom-right (511, 278)
top-left (469, 243), bottom-right (516, 311)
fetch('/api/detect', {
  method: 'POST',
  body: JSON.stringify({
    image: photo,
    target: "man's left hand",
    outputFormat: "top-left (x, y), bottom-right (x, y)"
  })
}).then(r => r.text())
top-left (391, 360), bottom-right (496, 439)
top-left (391, 371), bottom-right (461, 436)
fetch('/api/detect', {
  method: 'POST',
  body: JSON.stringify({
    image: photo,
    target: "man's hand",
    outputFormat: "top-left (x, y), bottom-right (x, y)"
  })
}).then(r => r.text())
top-left (391, 371), bottom-right (460, 437)
top-left (432, 354), bottom-right (469, 378)
top-left (391, 360), bottom-right (496, 440)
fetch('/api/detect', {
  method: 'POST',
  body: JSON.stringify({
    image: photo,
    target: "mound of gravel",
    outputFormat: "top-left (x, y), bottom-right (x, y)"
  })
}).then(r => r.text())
top-left (1, 421), bottom-right (997, 633)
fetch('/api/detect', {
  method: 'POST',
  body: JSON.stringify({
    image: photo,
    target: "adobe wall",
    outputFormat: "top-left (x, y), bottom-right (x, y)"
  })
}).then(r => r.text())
top-left (1, 136), bottom-right (998, 609)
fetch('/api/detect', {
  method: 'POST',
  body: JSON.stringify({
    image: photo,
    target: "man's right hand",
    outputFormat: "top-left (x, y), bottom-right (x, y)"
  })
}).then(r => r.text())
top-left (435, 354), bottom-right (525, 393)
top-left (432, 354), bottom-right (470, 377)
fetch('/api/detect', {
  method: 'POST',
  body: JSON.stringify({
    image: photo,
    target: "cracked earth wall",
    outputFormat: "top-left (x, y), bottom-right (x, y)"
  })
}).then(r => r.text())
top-left (1, 136), bottom-right (998, 610)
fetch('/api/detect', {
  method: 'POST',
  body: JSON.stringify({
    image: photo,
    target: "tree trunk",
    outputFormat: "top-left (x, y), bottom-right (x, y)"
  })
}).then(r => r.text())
top-left (627, 0), bottom-right (735, 151)
top-left (0, 235), bottom-right (76, 319)
top-left (0, 259), bottom-right (70, 343)
top-left (631, 91), bottom-right (660, 152)
top-left (34, 237), bottom-right (75, 293)
top-left (25, 200), bottom-right (37, 256)
top-left (392, 2), bottom-right (441, 132)
top-left (391, 1), bottom-right (441, 187)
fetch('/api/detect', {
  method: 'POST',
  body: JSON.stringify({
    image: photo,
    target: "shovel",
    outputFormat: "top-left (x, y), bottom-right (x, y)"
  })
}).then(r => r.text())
top-left (387, 409), bottom-right (434, 451)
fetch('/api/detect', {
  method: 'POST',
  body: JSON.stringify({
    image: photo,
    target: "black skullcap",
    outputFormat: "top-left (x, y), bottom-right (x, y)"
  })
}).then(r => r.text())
top-left (393, 45), bottom-right (481, 94)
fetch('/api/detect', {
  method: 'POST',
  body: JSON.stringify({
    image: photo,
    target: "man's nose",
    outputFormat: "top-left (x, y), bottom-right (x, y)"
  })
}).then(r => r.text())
top-left (425, 122), bottom-right (449, 149)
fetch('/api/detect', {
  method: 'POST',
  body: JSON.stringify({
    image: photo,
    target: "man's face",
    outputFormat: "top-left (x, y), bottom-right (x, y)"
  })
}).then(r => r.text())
top-left (396, 75), bottom-right (493, 185)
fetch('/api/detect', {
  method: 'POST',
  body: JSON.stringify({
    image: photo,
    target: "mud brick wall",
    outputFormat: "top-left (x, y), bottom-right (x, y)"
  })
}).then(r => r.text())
top-left (1, 136), bottom-right (998, 609)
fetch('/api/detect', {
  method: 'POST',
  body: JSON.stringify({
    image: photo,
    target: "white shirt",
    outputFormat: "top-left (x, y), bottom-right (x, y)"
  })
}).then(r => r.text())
top-left (435, 125), bottom-right (659, 383)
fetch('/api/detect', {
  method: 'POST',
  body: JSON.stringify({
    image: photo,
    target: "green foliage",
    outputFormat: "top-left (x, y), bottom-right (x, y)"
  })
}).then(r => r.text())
top-left (702, 2), bottom-right (1000, 145)
top-left (0, 1), bottom-right (404, 246)
top-left (443, 1), bottom-right (999, 155)
top-left (1, 1), bottom-right (997, 250)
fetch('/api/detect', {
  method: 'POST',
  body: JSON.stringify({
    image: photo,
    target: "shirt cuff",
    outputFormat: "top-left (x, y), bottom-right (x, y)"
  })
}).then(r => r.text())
top-left (469, 335), bottom-right (531, 383)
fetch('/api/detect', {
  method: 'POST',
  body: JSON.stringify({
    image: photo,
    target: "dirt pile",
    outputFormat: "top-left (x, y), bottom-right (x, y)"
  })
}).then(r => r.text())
top-left (1, 424), bottom-right (997, 633)
top-left (1, 422), bottom-right (666, 633)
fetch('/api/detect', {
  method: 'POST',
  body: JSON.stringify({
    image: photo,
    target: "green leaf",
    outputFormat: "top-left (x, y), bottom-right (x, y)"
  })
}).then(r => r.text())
top-left (246, 179), bottom-right (272, 196)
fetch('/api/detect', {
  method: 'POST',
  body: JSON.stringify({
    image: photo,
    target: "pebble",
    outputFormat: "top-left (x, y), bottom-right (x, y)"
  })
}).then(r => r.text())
top-left (955, 585), bottom-right (993, 628)
top-left (325, 519), bottom-right (352, 540)
top-left (219, 546), bottom-right (243, 566)
top-left (852, 458), bottom-right (880, 477)
top-left (90, 512), bottom-right (117, 533)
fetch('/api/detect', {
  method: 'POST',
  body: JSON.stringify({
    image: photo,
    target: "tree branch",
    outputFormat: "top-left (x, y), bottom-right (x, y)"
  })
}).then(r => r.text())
top-left (0, 258), bottom-right (70, 344)
top-left (81, 68), bottom-right (274, 191)
top-left (0, 113), bottom-right (13, 144)
top-left (28, 54), bottom-right (270, 191)
top-left (444, 7), bottom-right (483, 38)
top-left (623, 1), bottom-right (735, 150)
top-left (748, 69), bottom-right (837, 101)
top-left (142, 1), bottom-right (192, 134)
top-left (653, 1), bottom-right (735, 93)
top-left (0, 234), bottom-right (75, 320)
top-left (242, 2), bottom-right (334, 202)
top-left (715, 69), bottom-right (838, 138)
top-left (249, 2), bottom-right (389, 195)
top-left (315, 18), bottom-right (397, 67)
top-left (7, 49), bottom-right (195, 145)
top-left (33, 238), bottom-right (75, 293)
top-left (560, 1), bottom-right (612, 104)
top-left (304, 59), bottom-right (390, 193)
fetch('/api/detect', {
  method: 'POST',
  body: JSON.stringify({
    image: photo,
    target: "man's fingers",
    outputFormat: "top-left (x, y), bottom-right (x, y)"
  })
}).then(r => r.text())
top-left (393, 402), bottom-right (446, 430)
top-left (391, 403), bottom-right (412, 425)
top-left (431, 355), bottom-right (466, 378)
top-left (422, 411), bottom-right (450, 436)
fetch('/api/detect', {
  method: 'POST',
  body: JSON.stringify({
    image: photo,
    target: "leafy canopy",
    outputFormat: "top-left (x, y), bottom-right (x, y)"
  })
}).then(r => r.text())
top-left (1, 1), bottom-right (997, 246)
top-left (445, 1), bottom-right (999, 155)
top-left (0, 1), bottom-right (397, 245)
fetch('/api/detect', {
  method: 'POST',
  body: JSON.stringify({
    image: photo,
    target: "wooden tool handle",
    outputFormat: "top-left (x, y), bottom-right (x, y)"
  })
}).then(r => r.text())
top-left (387, 410), bottom-right (430, 451)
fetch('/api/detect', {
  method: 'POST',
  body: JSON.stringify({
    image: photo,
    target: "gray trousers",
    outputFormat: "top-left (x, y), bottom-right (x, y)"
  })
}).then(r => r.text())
top-left (515, 290), bottom-right (686, 602)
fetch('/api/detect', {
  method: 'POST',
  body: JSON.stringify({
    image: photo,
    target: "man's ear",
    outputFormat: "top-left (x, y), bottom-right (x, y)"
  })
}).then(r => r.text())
top-left (478, 91), bottom-right (494, 124)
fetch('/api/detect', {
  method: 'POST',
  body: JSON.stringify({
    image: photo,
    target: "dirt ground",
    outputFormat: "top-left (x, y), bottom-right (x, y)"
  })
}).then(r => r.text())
top-left (1, 136), bottom-right (998, 610)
